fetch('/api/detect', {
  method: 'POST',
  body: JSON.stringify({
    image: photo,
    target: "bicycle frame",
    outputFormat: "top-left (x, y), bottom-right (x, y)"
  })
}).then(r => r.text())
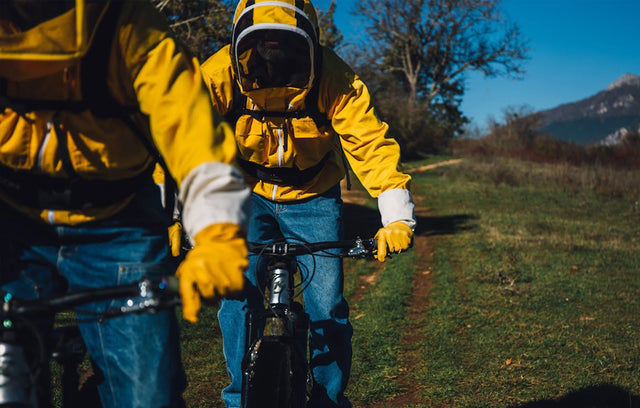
top-left (0, 276), bottom-right (179, 408)
top-left (241, 238), bottom-right (375, 408)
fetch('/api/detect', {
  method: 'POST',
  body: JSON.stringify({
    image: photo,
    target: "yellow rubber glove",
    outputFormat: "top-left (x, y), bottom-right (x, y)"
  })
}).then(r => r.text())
top-left (168, 222), bottom-right (183, 257)
top-left (175, 223), bottom-right (248, 322)
top-left (374, 221), bottom-right (413, 262)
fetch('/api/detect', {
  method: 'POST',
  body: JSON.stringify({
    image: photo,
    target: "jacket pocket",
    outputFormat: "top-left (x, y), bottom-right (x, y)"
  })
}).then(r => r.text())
top-left (289, 117), bottom-right (335, 167)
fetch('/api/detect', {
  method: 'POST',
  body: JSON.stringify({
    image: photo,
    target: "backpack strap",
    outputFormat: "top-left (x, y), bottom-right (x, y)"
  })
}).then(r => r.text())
top-left (79, 0), bottom-right (138, 118)
top-left (223, 79), bottom-right (330, 129)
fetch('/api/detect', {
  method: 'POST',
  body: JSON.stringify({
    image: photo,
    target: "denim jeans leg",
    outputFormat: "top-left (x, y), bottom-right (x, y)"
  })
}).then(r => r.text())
top-left (58, 184), bottom-right (185, 408)
top-left (57, 219), bottom-right (185, 408)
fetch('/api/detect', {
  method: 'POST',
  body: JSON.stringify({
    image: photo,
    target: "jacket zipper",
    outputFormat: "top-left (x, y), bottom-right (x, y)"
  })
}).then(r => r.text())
top-left (39, 122), bottom-right (56, 224)
top-left (37, 122), bottom-right (52, 171)
top-left (272, 127), bottom-right (286, 200)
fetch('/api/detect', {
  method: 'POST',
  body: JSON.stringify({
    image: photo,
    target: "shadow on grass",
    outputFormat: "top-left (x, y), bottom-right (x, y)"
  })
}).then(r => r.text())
top-left (510, 384), bottom-right (640, 408)
top-left (343, 203), bottom-right (382, 239)
top-left (415, 213), bottom-right (478, 237)
top-left (343, 202), bottom-right (477, 239)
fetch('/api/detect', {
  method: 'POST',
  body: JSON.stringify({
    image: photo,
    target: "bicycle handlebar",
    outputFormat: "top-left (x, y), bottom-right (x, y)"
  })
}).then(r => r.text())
top-left (247, 237), bottom-right (377, 258)
top-left (1, 276), bottom-right (180, 318)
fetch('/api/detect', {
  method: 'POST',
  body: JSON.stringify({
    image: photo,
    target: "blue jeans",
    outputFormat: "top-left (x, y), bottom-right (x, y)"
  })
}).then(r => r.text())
top-left (218, 185), bottom-right (353, 408)
top-left (0, 182), bottom-right (186, 408)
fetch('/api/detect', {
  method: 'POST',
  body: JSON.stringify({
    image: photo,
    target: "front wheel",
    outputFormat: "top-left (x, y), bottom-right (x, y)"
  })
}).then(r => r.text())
top-left (241, 335), bottom-right (308, 408)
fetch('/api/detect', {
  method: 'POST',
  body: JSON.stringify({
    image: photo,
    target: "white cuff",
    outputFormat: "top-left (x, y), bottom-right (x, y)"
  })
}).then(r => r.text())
top-left (179, 162), bottom-right (251, 238)
top-left (377, 188), bottom-right (416, 230)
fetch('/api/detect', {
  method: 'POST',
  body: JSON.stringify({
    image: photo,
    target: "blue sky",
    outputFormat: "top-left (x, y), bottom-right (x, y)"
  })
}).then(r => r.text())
top-left (313, 0), bottom-right (640, 128)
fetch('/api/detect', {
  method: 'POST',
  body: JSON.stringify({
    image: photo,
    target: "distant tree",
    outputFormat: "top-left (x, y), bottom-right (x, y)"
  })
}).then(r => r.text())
top-left (154, 0), bottom-right (234, 62)
top-left (351, 0), bottom-right (529, 158)
top-left (316, 1), bottom-right (343, 50)
top-left (489, 105), bottom-right (541, 142)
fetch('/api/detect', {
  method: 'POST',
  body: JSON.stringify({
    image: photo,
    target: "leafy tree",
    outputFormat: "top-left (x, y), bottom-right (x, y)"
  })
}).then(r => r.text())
top-left (153, 0), bottom-right (234, 62)
top-left (351, 0), bottom-right (529, 158)
top-left (316, 1), bottom-right (343, 50)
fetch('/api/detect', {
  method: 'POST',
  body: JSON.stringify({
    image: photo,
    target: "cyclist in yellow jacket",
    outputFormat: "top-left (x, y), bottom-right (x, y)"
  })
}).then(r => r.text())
top-left (201, 1), bottom-right (416, 406)
top-left (0, 1), bottom-right (249, 407)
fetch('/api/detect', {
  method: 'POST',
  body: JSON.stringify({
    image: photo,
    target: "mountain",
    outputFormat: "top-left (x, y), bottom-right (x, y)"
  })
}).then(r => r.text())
top-left (538, 73), bottom-right (640, 145)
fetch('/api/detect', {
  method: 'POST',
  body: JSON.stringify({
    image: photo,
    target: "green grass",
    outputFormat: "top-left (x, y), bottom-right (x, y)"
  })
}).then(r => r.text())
top-left (404, 157), bottom-right (640, 407)
top-left (347, 252), bottom-right (418, 404)
top-left (180, 306), bottom-right (227, 407)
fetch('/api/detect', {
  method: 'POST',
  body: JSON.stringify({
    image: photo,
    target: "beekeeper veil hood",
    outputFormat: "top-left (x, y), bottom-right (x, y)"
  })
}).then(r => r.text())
top-left (231, 0), bottom-right (320, 93)
top-left (0, 0), bottom-right (108, 80)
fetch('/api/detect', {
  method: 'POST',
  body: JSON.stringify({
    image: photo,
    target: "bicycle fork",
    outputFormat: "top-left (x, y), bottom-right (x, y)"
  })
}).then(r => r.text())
top-left (242, 259), bottom-right (310, 408)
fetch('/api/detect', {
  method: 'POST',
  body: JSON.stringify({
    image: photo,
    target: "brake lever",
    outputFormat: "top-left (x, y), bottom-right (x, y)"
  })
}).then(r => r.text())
top-left (347, 237), bottom-right (377, 258)
top-left (104, 278), bottom-right (180, 317)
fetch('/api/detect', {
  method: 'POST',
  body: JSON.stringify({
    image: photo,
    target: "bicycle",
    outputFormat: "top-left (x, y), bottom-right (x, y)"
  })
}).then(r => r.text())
top-left (241, 237), bottom-right (378, 408)
top-left (0, 276), bottom-right (180, 408)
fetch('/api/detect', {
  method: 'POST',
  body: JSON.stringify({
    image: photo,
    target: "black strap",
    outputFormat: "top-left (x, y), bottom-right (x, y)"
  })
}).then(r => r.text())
top-left (52, 114), bottom-right (78, 178)
top-left (0, 161), bottom-right (154, 210)
top-left (236, 153), bottom-right (330, 187)
top-left (225, 88), bottom-right (330, 129)
top-left (80, 0), bottom-right (139, 118)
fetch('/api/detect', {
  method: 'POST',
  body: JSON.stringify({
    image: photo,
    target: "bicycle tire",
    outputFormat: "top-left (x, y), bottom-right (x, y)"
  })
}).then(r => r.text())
top-left (241, 335), bottom-right (306, 408)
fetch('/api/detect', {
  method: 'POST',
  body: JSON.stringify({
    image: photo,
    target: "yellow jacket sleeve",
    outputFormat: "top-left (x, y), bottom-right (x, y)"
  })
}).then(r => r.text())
top-left (321, 48), bottom-right (415, 229)
top-left (320, 48), bottom-right (410, 197)
top-left (119, 3), bottom-right (249, 237)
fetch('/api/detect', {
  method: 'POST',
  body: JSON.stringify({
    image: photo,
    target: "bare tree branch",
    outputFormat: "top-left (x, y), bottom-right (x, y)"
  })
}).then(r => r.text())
top-left (350, 0), bottom-right (529, 157)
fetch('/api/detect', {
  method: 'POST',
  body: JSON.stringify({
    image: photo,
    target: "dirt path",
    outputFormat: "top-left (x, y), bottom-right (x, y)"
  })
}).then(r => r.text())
top-left (342, 181), bottom-right (435, 407)
top-left (341, 159), bottom-right (464, 406)
top-left (405, 158), bottom-right (464, 174)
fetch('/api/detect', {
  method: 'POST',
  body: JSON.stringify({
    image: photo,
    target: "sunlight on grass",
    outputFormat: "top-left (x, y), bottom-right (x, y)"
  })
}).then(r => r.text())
top-left (407, 157), bottom-right (640, 407)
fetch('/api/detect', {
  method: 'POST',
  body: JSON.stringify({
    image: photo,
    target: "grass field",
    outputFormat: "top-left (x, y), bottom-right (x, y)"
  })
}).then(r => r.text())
top-left (177, 155), bottom-right (640, 407)
top-left (403, 157), bottom-right (639, 407)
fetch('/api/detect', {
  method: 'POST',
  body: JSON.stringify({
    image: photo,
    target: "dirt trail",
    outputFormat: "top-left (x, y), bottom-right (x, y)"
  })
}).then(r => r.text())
top-left (342, 182), bottom-right (435, 407)
top-left (405, 158), bottom-right (464, 174)
top-left (341, 159), bottom-right (463, 406)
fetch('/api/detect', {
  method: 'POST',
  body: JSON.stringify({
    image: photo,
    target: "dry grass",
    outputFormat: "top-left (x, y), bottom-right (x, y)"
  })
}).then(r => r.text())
top-left (439, 155), bottom-right (640, 201)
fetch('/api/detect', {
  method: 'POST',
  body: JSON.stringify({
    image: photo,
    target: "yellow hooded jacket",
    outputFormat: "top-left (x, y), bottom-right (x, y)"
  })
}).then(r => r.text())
top-left (0, 1), bottom-right (249, 236)
top-left (201, 0), bottom-right (414, 229)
